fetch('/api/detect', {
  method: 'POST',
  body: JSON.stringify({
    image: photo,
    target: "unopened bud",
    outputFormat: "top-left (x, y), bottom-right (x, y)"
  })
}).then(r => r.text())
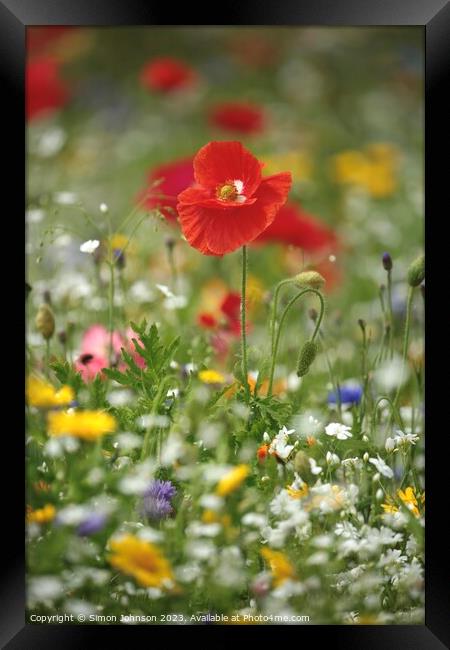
top-left (35, 304), bottom-right (55, 340)
top-left (376, 489), bottom-right (383, 501)
top-left (363, 452), bottom-right (369, 463)
top-left (373, 472), bottom-right (381, 482)
top-left (407, 254), bottom-right (425, 287)
top-left (382, 252), bottom-right (393, 271)
top-left (296, 340), bottom-right (318, 377)
top-left (294, 271), bottom-right (326, 291)
top-left (385, 437), bottom-right (395, 453)
top-left (358, 319), bottom-right (366, 333)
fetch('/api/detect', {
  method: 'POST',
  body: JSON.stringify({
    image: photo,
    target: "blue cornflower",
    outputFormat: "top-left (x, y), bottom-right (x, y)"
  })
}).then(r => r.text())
top-left (142, 480), bottom-right (177, 521)
top-left (327, 382), bottom-right (363, 406)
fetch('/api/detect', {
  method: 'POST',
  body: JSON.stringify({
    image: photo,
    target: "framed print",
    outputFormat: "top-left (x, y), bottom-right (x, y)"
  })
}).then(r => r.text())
top-left (1, 0), bottom-right (448, 646)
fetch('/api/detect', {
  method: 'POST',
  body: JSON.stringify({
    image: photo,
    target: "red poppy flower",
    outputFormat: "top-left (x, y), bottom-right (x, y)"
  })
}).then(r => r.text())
top-left (26, 58), bottom-right (70, 121)
top-left (198, 313), bottom-right (218, 329)
top-left (253, 202), bottom-right (337, 251)
top-left (140, 157), bottom-right (194, 221)
top-left (140, 57), bottom-right (197, 93)
top-left (209, 102), bottom-right (265, 134)
top-left (177, 141), bottom-right (291, 256)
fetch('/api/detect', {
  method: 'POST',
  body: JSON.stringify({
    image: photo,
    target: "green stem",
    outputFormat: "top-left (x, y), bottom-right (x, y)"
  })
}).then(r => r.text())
top-left (241, 246), bottom-right (251, 401)
top-left (393, 286), bottom-right (414, 409)
top-left (141, 379), bottom-right (170, 461)
top-left (45, 339), bottom-right (51, 378)
top-left (319, 330), bottom-right (342, 419)
top-left (107, 261), bottom-right (115, 367)
top-left (372, 396), bottom-right (405, 434)
top-left (268, 288), bottom-right (325, 396)
top-left (270, 278), bottom-right (296, 356)
top-left (387, 269), bottom-right (394, 359)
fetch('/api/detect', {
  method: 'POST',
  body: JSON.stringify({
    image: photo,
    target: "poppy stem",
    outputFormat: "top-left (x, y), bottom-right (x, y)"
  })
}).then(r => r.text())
top-left (241, 246), bottom-right (251, 401)
top-left (393, 286), bottom-right (414, 411)
top-left (268, 288), bottom-right (325, 396)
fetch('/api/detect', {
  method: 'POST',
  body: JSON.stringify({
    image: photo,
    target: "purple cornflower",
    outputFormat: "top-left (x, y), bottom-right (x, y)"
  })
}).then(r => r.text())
top-left (77, 512), bottom-right (107, 537)
top-left (142, 480), bottom-right (177, 521)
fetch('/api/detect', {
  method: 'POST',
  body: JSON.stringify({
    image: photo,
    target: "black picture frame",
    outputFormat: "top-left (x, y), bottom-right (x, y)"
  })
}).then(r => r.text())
top-left (2, 0), bottom-right (449, 646)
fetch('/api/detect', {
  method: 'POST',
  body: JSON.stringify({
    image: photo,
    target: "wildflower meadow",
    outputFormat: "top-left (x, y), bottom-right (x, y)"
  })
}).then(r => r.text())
top-left (26, 27), bottom-right (424, 625)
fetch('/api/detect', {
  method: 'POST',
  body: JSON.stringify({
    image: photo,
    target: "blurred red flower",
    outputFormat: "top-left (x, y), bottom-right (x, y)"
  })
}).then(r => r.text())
top-left (253, 202), bottom-right (337, 251)
top-left (140, 158), bottom-right (195, 221)
top-left (177, 141), bottom-right (291, 256)
top-left (140, 57), bottom-right (197, 93)
top-left (26, 58), bottom-right (70, 121)
top-left (209, 102), bottom-right (265, 134)
top-left (27, 27), bottom-right (75, 55)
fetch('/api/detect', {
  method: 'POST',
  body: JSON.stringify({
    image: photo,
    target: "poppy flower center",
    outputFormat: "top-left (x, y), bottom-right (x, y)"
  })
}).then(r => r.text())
top-left (216, 179), bottom-right (246, 203)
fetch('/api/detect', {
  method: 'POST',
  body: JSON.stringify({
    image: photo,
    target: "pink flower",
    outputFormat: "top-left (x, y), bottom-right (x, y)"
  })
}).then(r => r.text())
top-left (74, 325), bottom-right (145, 381)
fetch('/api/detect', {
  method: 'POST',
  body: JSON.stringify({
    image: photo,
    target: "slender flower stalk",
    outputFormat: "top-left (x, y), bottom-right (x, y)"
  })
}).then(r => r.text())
top-left (268, 288), bottom-right (325, 395)
top-left (241, 245), bottom-right (251, 401)
top-left (393, 286), bottom-right (414, 409)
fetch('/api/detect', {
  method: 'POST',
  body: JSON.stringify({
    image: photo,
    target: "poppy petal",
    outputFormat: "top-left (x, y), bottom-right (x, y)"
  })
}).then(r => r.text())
top-left (254, 202), bottom-right (337, 250)
top-left (193, 141), bottom-right (262, 198)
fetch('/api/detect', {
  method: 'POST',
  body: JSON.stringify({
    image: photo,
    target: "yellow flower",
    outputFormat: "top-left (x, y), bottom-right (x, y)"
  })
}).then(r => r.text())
top-left (246, 275), bottom-right (265, 311)
top-left (198, 369), bottom-right (226, 385)
top-left (397, 486), bottom-right (420, 517)
top-left (260, 548), bottom-right (296, 586)
top-left (216, 465), bottom-right (250, 497)
top-left (47, 410), bottom-right (117, 441)
top-left (109, 233), bottom-right (129, 250)
top-left (107, 534), bottom-right (175, 589)
top-left (262, 151), bottom-right (313, 183)
top-left (27, 503), bottom-right (56, 524)
top-left (27, 376), bottom-right (74, 409)
top-left (382, 486), bottom-right (422, 518)
top-left (286, 483), bottom-right (309, 499)
top-left (202, 510), bottom-right (231, 527)
top-left (331, 143), bottom-right (400, 198)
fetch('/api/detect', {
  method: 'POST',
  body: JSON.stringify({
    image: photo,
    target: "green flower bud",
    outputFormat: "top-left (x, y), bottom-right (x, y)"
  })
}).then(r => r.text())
top-left (294, 271), bottom-right (326, 291)
top-left (296, 340), bottom-right (318, 377)
top-left (407, 254), bottom-right (425, 287)
top-left (35, 304), bottom-right (55, 340)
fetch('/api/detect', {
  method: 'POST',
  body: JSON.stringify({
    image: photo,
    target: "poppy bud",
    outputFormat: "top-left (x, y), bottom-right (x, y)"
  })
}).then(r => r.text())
top-left (35, 304), bottom-right (55, 340)
top-left (296, 340), bottom-right (318, 377)
top-left (407, 254), bottom-right (425, 287)
top-left (294, 271), bottom-right (326, 291)
top-left (382, 252), bottom-right (393, 271)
